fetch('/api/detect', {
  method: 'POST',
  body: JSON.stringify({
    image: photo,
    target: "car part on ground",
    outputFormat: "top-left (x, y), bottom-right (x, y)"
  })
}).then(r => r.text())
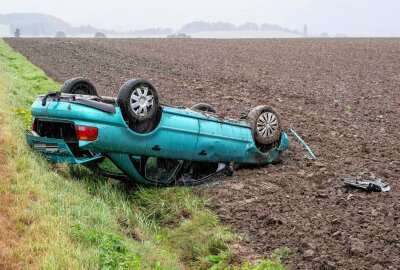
top-left (340, 176), bottom-right (390, 192)
top-left (60, 77), bottom-right (99, 96)
top-left (190, 103), bottom-right (217, 113)
top-left (27, 78), bottom-right (289, 186)
top-left (289, 128), bottom-right (316, 159)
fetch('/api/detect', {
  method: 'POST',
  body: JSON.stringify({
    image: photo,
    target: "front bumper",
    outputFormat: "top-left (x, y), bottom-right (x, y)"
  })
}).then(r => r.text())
top-left (263, 131), bottom-right (289, 163)
top-left (26, 133), bottom-right (103, 164)
top-left (242, 131), bottom-right (289, 164)
top-left (278, 132), bottom-right (289, 152)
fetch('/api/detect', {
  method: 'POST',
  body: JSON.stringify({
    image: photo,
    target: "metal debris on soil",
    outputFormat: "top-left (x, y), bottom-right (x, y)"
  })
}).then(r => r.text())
top-left (340, 175), bottom-right (390, 192)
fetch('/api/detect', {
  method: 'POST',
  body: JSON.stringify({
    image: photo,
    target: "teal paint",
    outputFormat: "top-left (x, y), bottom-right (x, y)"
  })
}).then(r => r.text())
top-left (289, 128), bottom-right (316, 159)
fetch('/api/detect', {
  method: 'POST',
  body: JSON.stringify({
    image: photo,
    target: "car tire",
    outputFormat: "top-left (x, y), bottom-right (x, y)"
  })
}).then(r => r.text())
top-left (248, 105), bottom-right (282, 145)
top-left (60, 77), bottom-right (98, 96)
top-left (117, 79), bottom-right (160, 124)
top-left (191, 103), bottom-right (217, 113)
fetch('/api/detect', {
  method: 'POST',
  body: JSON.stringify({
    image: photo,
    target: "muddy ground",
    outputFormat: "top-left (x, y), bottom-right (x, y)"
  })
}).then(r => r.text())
top-left (5, 38), bottom-right (400, 269)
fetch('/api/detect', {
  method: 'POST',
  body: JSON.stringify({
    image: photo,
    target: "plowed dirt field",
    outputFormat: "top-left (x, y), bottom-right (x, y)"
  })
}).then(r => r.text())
top-left (5, 38), bottom-right (400, 269)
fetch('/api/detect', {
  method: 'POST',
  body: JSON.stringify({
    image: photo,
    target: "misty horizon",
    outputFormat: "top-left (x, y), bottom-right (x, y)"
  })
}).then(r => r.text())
top-left (1, 0), bottom-right (400, 37)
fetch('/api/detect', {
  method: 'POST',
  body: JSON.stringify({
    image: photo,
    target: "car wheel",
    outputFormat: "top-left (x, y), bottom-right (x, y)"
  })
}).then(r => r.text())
top-left (117, 79), bottom-right (160, 124)
top-left (248, 105), bottom-right (282, 145)
top-left (191, 103), bottom-right (217, 113)
top-left (60, 77), bottom-right (98, 96)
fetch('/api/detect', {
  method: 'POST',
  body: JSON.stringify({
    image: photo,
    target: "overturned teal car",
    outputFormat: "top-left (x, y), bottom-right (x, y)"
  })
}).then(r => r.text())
top-left (27, 78), bottom-right (289, 186)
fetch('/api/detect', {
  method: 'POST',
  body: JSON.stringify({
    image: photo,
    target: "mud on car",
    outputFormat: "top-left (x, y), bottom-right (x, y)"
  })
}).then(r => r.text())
top-left (27, 78), bottom-right (289, 186)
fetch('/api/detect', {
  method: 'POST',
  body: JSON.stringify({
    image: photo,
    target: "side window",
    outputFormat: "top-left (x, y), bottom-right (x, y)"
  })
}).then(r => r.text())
top-left (145, 157), bottom-right (181, 182)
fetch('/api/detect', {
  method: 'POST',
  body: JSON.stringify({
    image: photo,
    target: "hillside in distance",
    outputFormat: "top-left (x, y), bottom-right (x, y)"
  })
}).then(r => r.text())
top-left (179, 21), bottom-right (303, 36)
top-left (0, 13), bottom-right (305, 38)
top-left (0, 13), bottom-right (70, 36)
top-left (0, 13), bottom-right (111, 37)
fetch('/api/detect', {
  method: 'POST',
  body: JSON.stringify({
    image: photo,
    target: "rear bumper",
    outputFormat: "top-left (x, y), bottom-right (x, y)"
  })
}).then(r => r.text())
top-left (26, 133), bottom-right (103, 164)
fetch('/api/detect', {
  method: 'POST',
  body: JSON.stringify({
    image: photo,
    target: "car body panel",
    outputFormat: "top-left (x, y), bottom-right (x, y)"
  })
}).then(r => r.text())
top-left (107, 153), bottom-right (149, 185)
top-left (32, 99), bottom-right (125, 127)
top-left (144, 109), bottom-right (199, 160)
top-left (196, 120), bottom-right (252, 163)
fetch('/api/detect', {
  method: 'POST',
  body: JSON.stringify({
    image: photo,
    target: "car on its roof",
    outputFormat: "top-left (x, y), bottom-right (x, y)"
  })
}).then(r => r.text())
top-left (27, 78), bottom-right (289, 186)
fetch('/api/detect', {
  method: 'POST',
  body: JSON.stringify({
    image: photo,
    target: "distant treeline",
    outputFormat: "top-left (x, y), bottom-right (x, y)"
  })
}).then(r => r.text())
top-left (179, 21), bottom-right (303, 35)
top-left (0, 13), bottom-right (304, 37)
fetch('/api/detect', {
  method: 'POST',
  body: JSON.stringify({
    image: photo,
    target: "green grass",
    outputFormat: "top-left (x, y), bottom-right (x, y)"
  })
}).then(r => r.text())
top-left (0, 38), bottom-right (287, 270)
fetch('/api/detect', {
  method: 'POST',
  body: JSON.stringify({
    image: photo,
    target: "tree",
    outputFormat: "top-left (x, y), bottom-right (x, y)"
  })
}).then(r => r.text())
top-left (55, 31), bottom-right (66, 38)
top-left (94, 32), bottom-right (107, 38)
top-left (237, 22), bottom-right (259, 31)
top-left (303, 24), bottom-right (308, 37)
top-left (167, 33), bottom-right (191, 39)
top-left (14, 28), bottom-right (20, 37)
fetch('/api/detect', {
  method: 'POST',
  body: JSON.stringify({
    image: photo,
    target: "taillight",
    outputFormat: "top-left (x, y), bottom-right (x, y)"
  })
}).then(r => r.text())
top-left (75, 125), bottom-right (98, 141)
top-left (32, 118), bottom-right (36, 131)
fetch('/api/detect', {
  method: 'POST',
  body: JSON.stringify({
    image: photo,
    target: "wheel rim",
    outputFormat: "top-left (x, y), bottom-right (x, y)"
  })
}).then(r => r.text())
top-left (256, 112), bottom-right (278, 138)
top-left (130, 85), bottom-right (154, 116)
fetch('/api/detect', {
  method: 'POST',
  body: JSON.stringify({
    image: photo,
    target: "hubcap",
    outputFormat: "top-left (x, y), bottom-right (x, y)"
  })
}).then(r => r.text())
top-left (256, 112), bottom-right (278, 138)
top-left (130, 86), bottom-right (153, 116)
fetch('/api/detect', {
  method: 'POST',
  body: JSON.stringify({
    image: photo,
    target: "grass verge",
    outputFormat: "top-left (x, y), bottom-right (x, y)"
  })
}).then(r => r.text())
top-left (0, 38), bottom-right (286, 269)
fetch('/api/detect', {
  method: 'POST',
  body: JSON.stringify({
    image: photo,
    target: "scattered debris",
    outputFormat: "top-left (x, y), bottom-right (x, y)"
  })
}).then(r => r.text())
top-left (340, 176), bottom-right (390, 192)
top-left (289, 128), bottom-right (316, 159)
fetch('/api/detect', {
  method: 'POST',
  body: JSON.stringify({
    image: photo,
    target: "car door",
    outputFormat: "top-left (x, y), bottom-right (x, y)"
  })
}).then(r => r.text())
top-left (145, 108), bottom-right (199, 160)
top-left (195, 117), bottom-right (251, 163)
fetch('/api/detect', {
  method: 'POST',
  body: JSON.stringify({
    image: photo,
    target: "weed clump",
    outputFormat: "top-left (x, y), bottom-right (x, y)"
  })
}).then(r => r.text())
top-left (71, 224), bottom-right (142, 269)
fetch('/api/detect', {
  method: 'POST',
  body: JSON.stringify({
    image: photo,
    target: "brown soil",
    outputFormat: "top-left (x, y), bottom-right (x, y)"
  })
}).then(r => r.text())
top-left (0, 113), bottom-right (21, 270)
top-left (5, 38), bottom-right (400, 269)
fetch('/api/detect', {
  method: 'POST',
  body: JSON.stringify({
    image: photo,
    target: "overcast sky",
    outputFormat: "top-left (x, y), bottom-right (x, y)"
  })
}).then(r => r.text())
top-left (2, 0), bottom-right (400, 35)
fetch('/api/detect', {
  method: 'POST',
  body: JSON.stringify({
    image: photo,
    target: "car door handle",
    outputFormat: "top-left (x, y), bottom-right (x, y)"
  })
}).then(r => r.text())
top-left (198, 150), bottom-right (207, 156)
top-left (152, 145), bottom-right (161, 151)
